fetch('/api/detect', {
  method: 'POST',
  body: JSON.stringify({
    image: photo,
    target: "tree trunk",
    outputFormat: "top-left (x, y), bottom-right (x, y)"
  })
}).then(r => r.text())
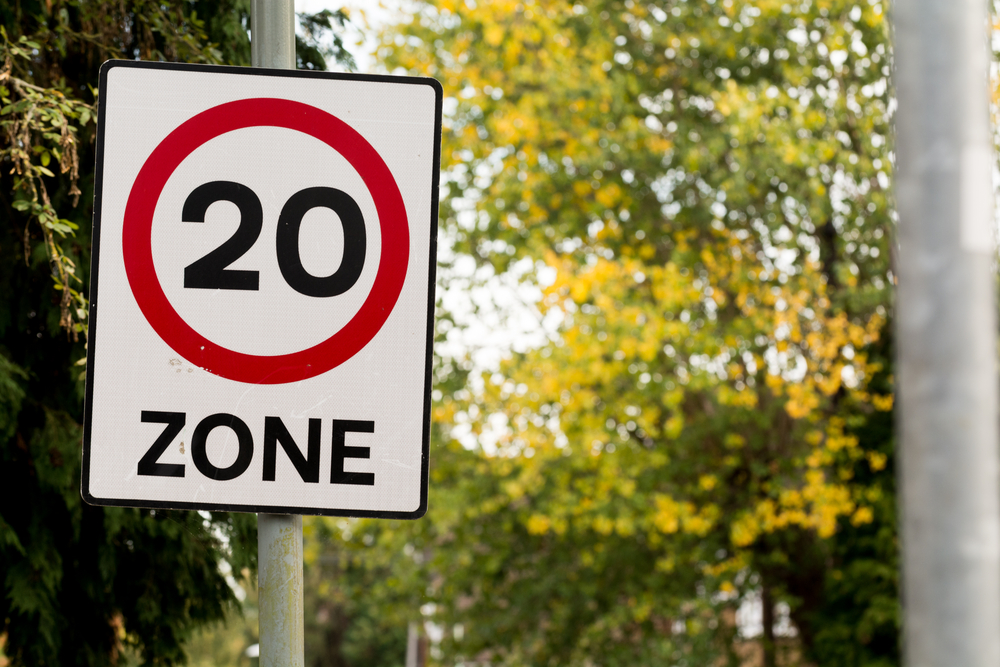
top-left (762, 585), bottom-right (776, 667)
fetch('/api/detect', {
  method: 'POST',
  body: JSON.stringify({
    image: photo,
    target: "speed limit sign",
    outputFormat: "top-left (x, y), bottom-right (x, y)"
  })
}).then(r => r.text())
top-left (82, 61), bottom-right (441, 518)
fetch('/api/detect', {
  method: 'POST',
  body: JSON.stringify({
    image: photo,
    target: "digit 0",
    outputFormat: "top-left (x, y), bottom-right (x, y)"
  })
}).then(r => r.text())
top-left (276, 187), bottom-right (366, 297)
top-left (182, 182), bottom-right (366, 297)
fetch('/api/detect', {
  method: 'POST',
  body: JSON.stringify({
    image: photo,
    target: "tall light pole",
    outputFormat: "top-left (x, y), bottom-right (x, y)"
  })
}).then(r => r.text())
top-left (895, 1), bottom-right (1000, 665)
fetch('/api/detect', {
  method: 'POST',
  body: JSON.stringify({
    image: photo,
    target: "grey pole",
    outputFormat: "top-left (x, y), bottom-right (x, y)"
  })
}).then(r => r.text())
top-left (251, 0), bottom-right (296, 70)
top-left (895, 0), bottom-right (1000, 665)
top-left (251, 2), bottom-right (303, 666)
top-left (257, 513), bottom-right (304, 667)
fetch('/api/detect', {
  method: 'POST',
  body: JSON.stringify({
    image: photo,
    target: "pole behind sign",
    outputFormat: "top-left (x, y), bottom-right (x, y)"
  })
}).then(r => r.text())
top-left (895, 0), bottom-right (1000, 665)
top-left (250, 1), bottom-right (304, 665)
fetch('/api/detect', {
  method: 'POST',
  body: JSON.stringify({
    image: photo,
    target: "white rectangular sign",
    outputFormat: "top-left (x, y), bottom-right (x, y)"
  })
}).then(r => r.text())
top-left (82, 61), bottom-right (441, 518)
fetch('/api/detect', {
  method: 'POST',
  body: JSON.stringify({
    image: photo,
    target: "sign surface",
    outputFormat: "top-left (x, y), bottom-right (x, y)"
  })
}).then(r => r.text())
top-left (83, 61), bottom-right (441, 518)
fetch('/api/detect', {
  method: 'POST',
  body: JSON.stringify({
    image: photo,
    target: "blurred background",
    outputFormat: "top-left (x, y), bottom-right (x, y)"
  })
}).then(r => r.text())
top-left (0, 0), bottom-right (956, 665)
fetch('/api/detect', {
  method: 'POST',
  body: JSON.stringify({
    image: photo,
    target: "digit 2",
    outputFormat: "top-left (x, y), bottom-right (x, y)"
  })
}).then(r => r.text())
top-left (183, 181), bottom-right (262, 290)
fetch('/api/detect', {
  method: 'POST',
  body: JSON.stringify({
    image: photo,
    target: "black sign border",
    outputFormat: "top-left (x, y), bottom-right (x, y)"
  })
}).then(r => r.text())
top-left (82, 59), bottom-right (442, 520)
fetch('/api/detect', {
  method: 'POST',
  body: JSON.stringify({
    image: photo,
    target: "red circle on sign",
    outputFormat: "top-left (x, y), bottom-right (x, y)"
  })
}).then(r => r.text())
top-left (122, 98), bottom-right (409, 385)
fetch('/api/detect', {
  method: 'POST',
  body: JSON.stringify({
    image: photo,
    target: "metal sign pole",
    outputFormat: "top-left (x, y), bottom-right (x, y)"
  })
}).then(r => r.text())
top-left (251, 2), bottom-right (304, 666)
top-left (256, 513), bottom-right (304, 666)
top-left (895, 0), bottom-right (1000, 665)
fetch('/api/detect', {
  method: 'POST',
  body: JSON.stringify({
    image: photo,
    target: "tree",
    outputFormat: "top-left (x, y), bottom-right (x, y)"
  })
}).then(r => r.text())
top-left (801, 331), bottom-right (897, 666)
top-left (0, 1), bottom-right (350, 663)
top-left (300, 519), bottom-right (410, 667)
top-left (350, 0), bottom-right (898, 664)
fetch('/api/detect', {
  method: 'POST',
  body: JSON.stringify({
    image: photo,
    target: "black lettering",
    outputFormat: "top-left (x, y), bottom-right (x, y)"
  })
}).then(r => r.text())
top-left (183, 181), bottom-right (263, 290)
top-left (276, 187), bottom-right (366, 297)
top-left (192, 413), bottom-right (254, 481)
top-left (138, 411), bottom-right (186, 477)
top-left (262, 417), bottom-right (321, 483)
top-left (330, 419), bottom-right (375, 486)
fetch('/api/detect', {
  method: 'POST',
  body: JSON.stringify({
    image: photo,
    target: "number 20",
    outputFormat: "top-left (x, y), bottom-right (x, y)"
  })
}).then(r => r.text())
top-left (182, 181), bottom-right (366, 298)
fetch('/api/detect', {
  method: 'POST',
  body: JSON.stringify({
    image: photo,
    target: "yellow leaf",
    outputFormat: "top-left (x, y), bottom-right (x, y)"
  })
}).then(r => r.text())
top-left (527, 514), bottom-right (551, 534)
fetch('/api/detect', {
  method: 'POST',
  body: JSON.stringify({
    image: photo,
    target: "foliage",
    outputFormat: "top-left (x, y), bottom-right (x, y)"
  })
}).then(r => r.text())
top-left (300, 519), bottom-right (409, 667)
top-left (297, 9), bottom-right (357, 72)
top-left (803, 332), bottom-right (898, 666)
top-left (345, 0), bottom-right (901, 664)
top-left (1, 27), bottom-right (94, 341)
top-left (0, 0), bottom-right (351, 664)
top-left (184, 575), bottom-right (259, 667)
